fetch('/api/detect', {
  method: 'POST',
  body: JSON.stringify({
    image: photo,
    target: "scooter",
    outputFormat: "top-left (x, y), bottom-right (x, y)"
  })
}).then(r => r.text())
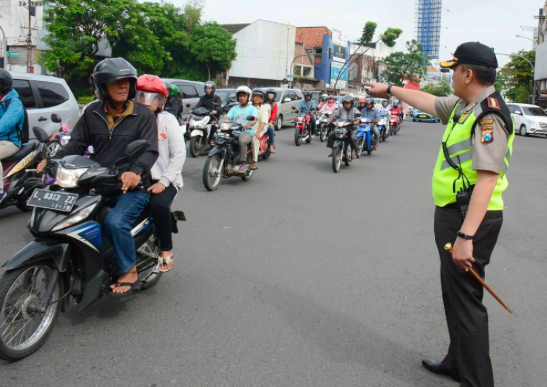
top-left (188, 107), bottom-right (217, 158)
top-left (202, 116), bottom-right (257, 191)
top-left (0, 135), bottom-right (183, 362)
top-left (356, 116), bottom-right (374, 157)
top-left (331, 119), bottom-right (355, 173)
top-left (293, 112), bottom-right (312, 146)
top-left (0, 126), bottom-right (50, 212)
top-left (389, 114), bottom-right (400, 136)
top-left (377, 112), bottom-right (388, 142)
top-left (257, 129), bottom-right (272, 160)
top-left (317, 112), bottom-right (333, 142)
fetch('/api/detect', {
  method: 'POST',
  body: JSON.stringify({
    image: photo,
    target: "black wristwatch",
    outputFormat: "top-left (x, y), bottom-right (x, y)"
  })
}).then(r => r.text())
top-left (386, 83), bottom-right (394, 96)
top-left (457, 231), bottom-right (474, 241)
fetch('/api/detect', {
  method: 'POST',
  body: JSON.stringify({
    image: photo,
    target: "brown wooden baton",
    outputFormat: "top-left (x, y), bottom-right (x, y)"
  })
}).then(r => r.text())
top-left (444, 243), bottom-right (513, 314)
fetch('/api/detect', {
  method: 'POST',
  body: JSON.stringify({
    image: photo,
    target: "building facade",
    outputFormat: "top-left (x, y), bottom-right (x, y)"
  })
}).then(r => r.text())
top-left (414, 0), bottom-right (442, 60)
top-left (535, 2), bottom-right (547, 107)
top-left (223, 20), bottom-right (296, 88)
top-left (348, 41), bottom-right (395, 92)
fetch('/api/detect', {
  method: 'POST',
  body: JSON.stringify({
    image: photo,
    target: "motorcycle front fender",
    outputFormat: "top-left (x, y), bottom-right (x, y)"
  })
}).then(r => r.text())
top-left (208, 146), bottom-right (227, 158)
top-left (333, 140), bottom-right (344, 148)
top-left (191, 129), bottom-right (205, 137)
top-left (2, 238), bottom-right (71, 272)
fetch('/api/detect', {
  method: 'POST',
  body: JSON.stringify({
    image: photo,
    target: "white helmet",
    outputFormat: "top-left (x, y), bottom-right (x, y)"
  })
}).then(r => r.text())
top-left (236, 85), bottom-right (252, 98)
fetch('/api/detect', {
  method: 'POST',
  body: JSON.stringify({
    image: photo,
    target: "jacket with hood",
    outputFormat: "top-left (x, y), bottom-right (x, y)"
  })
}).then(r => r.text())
top-left (56, 100), bottom-right (159, 197)
top-left (194, 93), bottom-right (222, 112)
top-left (0, 89), bottom-right (25, 147)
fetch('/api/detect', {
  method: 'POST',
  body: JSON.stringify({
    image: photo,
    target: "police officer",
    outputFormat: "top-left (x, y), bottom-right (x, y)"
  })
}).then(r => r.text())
top-left (366, 42), bottom-right (514, 387)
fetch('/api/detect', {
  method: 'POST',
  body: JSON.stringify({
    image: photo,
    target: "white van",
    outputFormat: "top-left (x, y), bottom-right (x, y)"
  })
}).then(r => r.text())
top-left (10, 72), bottom-right (80, 137)
top-left (507, 103), bottom-right (547, 136)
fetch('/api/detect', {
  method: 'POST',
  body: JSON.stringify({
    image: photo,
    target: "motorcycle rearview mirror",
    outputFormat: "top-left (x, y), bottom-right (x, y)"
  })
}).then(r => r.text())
top-left (354, 113), bottom-right (362, 118)
top-left (33, 126), bottom-right (50, 143)
top-left (111, 140), bottom-right (149, 169)
top-left (51, 114), bottom-right (62, 123)
top-left (246, 115), bottom-right (256, 121)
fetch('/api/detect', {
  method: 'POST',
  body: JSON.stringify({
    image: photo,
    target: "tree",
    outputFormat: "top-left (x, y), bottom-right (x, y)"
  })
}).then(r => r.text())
top-left (40, 0), bottom-right (135, 78)
top-left (380, 40), bottom-right (430, 86)
top-left (499, 50), bottom-right (535, 103)
top-left (189, 22), bottom-right (237, 80)
top-left (422, 80), bottom-right (452, 96)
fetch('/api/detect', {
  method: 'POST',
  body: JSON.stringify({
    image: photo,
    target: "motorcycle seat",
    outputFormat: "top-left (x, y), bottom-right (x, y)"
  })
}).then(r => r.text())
top-left (3, 141), bottom-right (38, 163)
top-left (96, 204), bottom-right (152, 229)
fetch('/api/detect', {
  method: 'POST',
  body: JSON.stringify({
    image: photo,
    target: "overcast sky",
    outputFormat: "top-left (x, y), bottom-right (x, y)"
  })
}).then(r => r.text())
top-left (164, 0), bottom-right (541, 68)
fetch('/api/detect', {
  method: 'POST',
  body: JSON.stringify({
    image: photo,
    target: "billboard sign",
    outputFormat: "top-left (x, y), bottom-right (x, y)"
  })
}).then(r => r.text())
top-left (332, 29), bottom-right (348, 63)
top-left (330, 62), bottom-right (347, 88)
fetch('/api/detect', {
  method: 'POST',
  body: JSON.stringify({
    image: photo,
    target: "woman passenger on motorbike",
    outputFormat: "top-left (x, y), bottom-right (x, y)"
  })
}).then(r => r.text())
top-left (265, 89), bottom-right (277, 153)
top-left (136, 75), bottom-right (186, 272)
top-left (250, 88), bottom-right (270, 170)
top-left (224, 86), bottom-right (258, 173)
top-left (317, 94), bottom-right (329, 110)
top-left (320, 95), bottom-right (339, 114)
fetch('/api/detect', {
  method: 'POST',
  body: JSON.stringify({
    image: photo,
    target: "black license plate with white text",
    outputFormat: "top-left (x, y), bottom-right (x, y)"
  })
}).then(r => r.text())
top-left (27, 189), bottom-right (79, 212)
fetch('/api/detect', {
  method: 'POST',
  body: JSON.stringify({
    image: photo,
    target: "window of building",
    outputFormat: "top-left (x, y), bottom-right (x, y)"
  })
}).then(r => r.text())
top-left (35, 81), bottom-right (69, 108)
top-left (295, 64), bottom-right (313, 78)
top-left (11, 79), bottom-right (36, 109)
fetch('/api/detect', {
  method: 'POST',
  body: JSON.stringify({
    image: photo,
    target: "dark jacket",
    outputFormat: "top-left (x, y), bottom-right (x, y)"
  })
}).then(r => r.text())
top-left (56, 100), bottom-right (159, 196)
top-left (164, 96), bottom-right (182, 121)
top-left (194, 94), bottom-right (222, 112)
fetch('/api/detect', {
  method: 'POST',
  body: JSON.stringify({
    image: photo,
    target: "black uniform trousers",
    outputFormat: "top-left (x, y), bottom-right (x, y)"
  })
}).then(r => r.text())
top-left (434, 206), bottom-right (503, 387)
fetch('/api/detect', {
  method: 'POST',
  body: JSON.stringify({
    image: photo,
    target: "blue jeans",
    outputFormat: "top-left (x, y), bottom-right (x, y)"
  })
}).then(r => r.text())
top-left (104, 192), bottom-right (150, 275)
top-left (267, 125), bottom-right (275, 145)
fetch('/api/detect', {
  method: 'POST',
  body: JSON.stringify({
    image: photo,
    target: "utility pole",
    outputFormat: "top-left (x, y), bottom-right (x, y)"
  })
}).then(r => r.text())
top-left (19, 1), bottom-right (36, 73)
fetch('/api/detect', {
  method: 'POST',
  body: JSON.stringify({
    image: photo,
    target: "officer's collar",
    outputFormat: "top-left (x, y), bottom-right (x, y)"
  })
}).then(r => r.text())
top-left (462, 85), bottom-right (496, 113)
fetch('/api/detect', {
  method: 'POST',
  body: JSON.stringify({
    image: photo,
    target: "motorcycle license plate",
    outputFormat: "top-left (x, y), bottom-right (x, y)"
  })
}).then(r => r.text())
top-left (27, 189), bottom-right (78, 212)
top-left (419, 115), bottom-right (427, 118)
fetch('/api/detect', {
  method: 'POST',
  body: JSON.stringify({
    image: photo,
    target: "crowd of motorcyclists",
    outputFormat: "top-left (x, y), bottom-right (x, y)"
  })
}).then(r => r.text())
top-left (0, 56), bottom-right (407, 297)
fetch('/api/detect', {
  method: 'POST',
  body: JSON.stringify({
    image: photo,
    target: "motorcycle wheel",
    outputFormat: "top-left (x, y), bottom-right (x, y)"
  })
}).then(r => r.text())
top-left (320, 126), bottom-right (327, 142)
top-left (189, 136), bottom-right (202, 158)
top-left (203, 155), bottom-right (223, 191)
top-left (137, 235), bottom-right (163, 291)
top-left (344, 147), bottom-right (352, 166)
top-left (332, 147), bottom-right (341, 173)
top-left (294, 129), bottom-right (302, 146)
top-left (381, 130), bottom-right (386, 142)
top-left (357, 138), bottom-right (363, 158)
top-left (262, 147), bottom-right (271, 160)
top-left (242, 154), bottom-right (254, 181)
top-left (0, 263), bottom-right (61, 362)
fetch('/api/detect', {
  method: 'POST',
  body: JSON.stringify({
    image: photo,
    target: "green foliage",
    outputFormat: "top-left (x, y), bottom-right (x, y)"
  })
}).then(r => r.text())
top-left (380, 28), bottom-right (403, 48)
top-left (189, 22), bottom-right (237, 80)
top-left (500, 50), bottom-right (535, 103)
top-left (360, 22), bottom-right (377, 45)
top-left (379, 40), bottom-right (430, 86)
top-left (421, 80), bottom-right (452, 96)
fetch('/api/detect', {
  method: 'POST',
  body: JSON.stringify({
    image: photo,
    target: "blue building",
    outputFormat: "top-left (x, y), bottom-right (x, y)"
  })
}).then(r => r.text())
top-left (414, 0), bottom-right (442, 60)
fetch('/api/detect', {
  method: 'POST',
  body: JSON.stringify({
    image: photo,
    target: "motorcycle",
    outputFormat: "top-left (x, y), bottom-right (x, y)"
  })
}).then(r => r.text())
top-left (356, 116), bottom-right (374, 157)
top-left (187, 107), bottom-right (217, 158)
top-left (202, 116), bottom-right (257, 191)
top-left (331, 119), bottom-right (355, 173)
top-left (377, 112), bottom-right (389, 142)
top-left (388, 114), bottom-right (400, 136)
top-left (293, 111), bottom-right (312, 146)
top-left (0, 126), bottom-right (50, 212)
top-left (47, 114), bottom-right (93, 160)
top-left (317, 112), bottom-right (333, 142)
top-left (0, 137), bottom-right (185, 361)
top-left (256, 129), bottom-right (272, 161)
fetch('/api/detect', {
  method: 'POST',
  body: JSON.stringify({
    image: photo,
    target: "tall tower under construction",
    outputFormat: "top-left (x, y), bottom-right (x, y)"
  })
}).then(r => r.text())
top-left (414, 0), bottom-right (442, 59)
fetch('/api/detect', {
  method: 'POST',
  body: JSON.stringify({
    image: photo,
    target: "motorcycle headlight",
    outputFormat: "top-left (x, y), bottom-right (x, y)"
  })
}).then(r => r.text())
top-left (55, 167), bottom-right (88, 188)
top-left (219, 122), bottom-right (232, 130)
top-left (52, 202), bottom-right (99, 232)
top-left (190, 118), bottom-right (206, 128)
top-left (60, 136), bottom-right (71, 146)
top-left (337, 122), bottom-right (345, 127)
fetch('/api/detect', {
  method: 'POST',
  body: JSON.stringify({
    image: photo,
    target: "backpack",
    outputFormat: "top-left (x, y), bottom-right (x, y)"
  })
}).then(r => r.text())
top-left (2, 98), bottom-right (29, 143)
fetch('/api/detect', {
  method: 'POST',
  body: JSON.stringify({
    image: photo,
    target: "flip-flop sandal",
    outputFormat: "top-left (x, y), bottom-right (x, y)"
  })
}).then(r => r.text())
top-left (250, 163), bottom-right (259, 170)
top-left (238, 165), bottom-right (247, 173)
top-left (270, 148), bottom-right (276, 154)
top-left (159, 253), bottom-right (174, 273)
top-left (108, 280), bottom-right (141, 297)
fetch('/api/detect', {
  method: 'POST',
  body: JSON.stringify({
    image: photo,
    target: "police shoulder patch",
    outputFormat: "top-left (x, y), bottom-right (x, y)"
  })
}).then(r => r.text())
top-left (487, 97), bottom-right (501, 111)
top-left (480, 119), bottom-right (494, 144)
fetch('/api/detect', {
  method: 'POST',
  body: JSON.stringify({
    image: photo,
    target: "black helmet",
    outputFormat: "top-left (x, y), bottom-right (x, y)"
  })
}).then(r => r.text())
top-left (266, 88), bottom-right (277, 102)
top-left (303, 91), bottom-right (311, 98)
top-left (164, 82), bottom-right (173, 99)
top-left (205, 81), bottom-right (216, 94)
top-left (93, 58), bottom-right (137, 101)
top-left (0, 69), bottom-right (13, 95)
top-left (365, 97), bottom-right (373, 105)
top-left (341, 95), bottom-right (354, 107)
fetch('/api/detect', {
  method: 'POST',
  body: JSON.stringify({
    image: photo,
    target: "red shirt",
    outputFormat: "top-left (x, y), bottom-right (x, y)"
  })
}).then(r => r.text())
top-left (269, 102), bottom-right (278, 123)
top-left (391, 106), bottom-right (402, 115)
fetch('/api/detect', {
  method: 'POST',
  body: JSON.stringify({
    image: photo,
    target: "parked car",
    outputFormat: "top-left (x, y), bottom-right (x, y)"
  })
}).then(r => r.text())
top-left (262, 88), bottom-right (304, 130)
top-left (10, 72), bottom-right (80, 137)
top-left (216, 88), bottom-right (237, 114)
top-left (412, 109), bottom-right (440, 123)
top-left (162, 78), bottom-right (205, 113)
top-left (507, 103), bottom-right (547, 136)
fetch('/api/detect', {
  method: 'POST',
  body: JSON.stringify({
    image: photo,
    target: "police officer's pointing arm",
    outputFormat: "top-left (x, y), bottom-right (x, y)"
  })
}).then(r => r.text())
top-left (365, 82), bottom-right (438, 118)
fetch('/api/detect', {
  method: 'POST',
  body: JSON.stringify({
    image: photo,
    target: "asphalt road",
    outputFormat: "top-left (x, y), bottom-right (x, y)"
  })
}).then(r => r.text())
top-left (0, 121), bottom-right (546, 387)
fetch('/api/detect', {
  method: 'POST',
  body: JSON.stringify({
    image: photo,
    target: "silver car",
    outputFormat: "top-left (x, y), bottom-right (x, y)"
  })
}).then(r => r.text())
top-left (162, 78), bottom-right (205, 113)
top-left (10, 72), bottom-right (80, 137)
top-left (263, 88), bottom-right (304, 130)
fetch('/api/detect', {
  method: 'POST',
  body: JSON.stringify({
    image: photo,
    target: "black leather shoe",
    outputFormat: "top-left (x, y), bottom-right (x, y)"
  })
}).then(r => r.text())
top-left (422, 358), bottom-right (461, 383)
